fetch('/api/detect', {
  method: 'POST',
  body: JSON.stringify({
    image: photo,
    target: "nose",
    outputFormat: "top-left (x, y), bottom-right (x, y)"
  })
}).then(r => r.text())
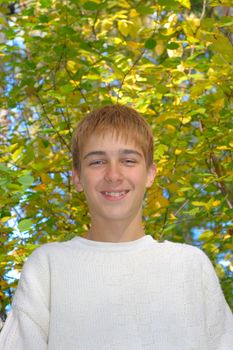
top-left (104, 162), bottom-right (123, 183)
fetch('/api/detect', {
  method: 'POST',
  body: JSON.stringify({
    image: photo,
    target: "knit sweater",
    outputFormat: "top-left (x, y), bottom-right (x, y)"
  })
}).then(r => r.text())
top-left (0, 235), bottom-right (233, 350)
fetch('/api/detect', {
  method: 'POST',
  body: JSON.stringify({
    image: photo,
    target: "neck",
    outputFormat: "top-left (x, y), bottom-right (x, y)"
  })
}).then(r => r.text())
top-left (84, 216), bottom-right (145, 243)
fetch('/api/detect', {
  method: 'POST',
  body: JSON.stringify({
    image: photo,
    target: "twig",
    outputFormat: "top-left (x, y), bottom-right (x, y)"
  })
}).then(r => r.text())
top-left (117, 49), bottom-right (145, 102)
top-left (36, 94), bottom-right (71, 152)
top-left (200, 0), bottom-right (207, 21)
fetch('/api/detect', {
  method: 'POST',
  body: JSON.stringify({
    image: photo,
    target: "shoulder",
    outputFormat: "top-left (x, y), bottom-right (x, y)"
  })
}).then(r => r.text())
top-left (160, 240), bottom-right (212, 268)
top-left (23, 239), bottom-right (76, 270)
top-left (161, 239), bottom-right (204, 255)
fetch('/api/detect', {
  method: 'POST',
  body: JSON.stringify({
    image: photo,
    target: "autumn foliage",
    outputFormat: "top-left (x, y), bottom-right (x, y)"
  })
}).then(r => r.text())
top-left (0, 0), bottom-right (232, 319)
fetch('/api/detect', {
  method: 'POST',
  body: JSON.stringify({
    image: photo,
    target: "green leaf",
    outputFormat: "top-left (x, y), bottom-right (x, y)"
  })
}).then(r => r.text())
top-left (60, 84), bottom-right (75, 94)
top-left (199, 230), bottom-right (214, 241)
top-left (0, 164), bottom-right (11, 173)
top-left (83, 1), bottom-right (100, 10)
top-left (137, 6), bottom-right (154, 15)
top-left (38, 15), bottom-right (49, 23)
top-left (167, 42), bottom-right (179, 50)
top-left (157, 0), bottom-right (178, 7)
top-left (40, 0), bottom-right (52, 8)
top-left (18, 219), bottom-right (33, 232)
top-left (18, 174), bottom-right (34, 186)
top-left (145, 38), bottom-right (157, 50)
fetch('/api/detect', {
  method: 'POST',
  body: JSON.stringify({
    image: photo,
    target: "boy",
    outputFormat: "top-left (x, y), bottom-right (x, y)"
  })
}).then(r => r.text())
top-left (0, 104), bottom-right (233, 349)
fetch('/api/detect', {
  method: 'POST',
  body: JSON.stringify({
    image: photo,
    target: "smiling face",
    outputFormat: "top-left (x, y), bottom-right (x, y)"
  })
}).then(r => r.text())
top-left (72, 132), bottom-right (156, 225)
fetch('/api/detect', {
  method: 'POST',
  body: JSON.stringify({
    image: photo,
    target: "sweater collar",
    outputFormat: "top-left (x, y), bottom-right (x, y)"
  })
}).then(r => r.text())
top-left (72, 234), bottom-right (155, 251)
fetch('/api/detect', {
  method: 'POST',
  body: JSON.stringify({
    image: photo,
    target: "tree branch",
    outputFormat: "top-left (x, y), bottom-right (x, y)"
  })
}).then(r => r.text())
top-left (36, 93), bottom-right (71, 152)
top-left (117, 49), bottom-right (145, 102)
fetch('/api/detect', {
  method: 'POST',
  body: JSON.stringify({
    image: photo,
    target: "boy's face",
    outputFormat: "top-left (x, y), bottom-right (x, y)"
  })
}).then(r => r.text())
top-left (72, 132), bottom-right (156, 223)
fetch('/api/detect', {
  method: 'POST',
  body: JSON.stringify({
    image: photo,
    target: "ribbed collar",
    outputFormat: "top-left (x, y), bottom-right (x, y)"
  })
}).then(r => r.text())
top-left (72, 234), bottom-right (155, 252)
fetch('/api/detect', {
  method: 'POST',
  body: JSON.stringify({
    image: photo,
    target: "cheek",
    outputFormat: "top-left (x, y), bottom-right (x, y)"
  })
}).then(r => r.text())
top-left (128, 178), bottom-right (148, 196)
top-left (81, 172), bottom-right (100, 195)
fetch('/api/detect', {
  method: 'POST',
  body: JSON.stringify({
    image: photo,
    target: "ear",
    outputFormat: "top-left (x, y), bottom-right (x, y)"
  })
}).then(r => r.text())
top-left (146, 163), bottom-right (156, 188)
top-left (72, 168), bottom-right (83, 192)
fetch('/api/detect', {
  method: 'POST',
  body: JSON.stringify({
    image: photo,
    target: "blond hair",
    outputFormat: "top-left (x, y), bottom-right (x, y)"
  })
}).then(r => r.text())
top-left (72, 104), bottom-right (154, 172)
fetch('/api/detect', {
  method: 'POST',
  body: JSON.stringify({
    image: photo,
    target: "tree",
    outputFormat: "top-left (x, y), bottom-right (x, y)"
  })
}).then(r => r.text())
top-left (0, 0), bottom-right (232, 320)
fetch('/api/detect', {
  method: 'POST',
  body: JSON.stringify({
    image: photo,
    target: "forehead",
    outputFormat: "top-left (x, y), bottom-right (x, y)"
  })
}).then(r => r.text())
top-left (82, 131), bottom-right (143, 156)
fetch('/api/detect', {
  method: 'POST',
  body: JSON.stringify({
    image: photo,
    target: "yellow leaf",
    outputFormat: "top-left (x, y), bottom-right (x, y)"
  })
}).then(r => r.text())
top-left (163, 27), bottom-right (177, 36)
top-left (71, 207), bottom-right (78, 211)
top-left (70, 80), bottom-right (80, 87)
top-left (210, 32), bottom-right (233, 62)
top-left (223, 235), bottom-right (232, 240)
top-left (127, 41), bottom-right (143, 51)
top-left (215, 264), bottom-right (225, 278)
top-left (12, 146), bottom-right (24, 161)
top-left (118, 20), bottom-right (129, 36)
top-left (167, 183), bottom-right (179, 192)
top-left (165, 124), bottom-right (176, 133)
top-left (102, 19), bottom-right (113, 31)
top-left (180, 116), bottom-right (191, 124)
top-left (229, 262), bottom-right (233, 273)
top-left (1, 216), bottom-right (11, 223)
top-left (156, 112), bottom-right (178, 123)
top-left (176, 0), bottom-right (191, 9)
top-left (67, 60), bottom-right (77, 74)
top-left (0, 280), bottom-right (8, 288)
top-left (40, 173), bottom-right (51, 183)
top-left (212, 98), bottom-right (225, 111)
top-left (212, 200), bottom-right (221, 207)
top-left (192, 201), bottom-right (207, 207)
top-left (199, 230), bottom-right (214, 240)
top-left (129, 9), bottom-right (139, 17)
top-left (203, 243), bottom-right (219, 254)
top-left (153, 196), bottom-right (170, 209)
top-left (216, 146), bottom-right (230, 150)
top-left (186, 15), bottom-right (200, 28)
top-left (155, 41), bottom-right (165, 56)
top-left (229, 142), bottom-right (233, 148)
top-left (175, 149), bottom-right (182, 155)
top-left (169, 213), bottom-right (177, 220)
top-left (34, 184), bottom-right (46, 191)
top-left (113, 37), bottom-right (123, 45)
top-left (118, 0), bottom-right (130, 8)
top-left (224, 243), bottom-right (233, 249)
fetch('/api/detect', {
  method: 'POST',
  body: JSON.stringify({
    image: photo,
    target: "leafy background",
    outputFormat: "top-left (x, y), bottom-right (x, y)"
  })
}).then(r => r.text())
top-left (0, 0), bottom-right (233, 321)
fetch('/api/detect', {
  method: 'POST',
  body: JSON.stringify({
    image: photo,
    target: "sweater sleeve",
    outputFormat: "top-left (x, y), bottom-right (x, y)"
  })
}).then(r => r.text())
top-left (0, 308), bottom-right (47, 350)
top-left (0, 247), bottom-right (50, 350)
top-left (201, 251), bottom-right (233, 350)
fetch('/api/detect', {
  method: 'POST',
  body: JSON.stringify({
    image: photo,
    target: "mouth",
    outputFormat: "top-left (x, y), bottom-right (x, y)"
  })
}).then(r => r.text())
top-left (100, 190), bottom-right (129, 201)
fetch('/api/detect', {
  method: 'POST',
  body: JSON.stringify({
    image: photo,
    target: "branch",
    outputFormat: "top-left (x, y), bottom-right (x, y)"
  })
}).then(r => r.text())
top-left (158, 207), bottom-right (169, 242)
top-left (200, 119), bottom-right (233, 209)
top-left (36, 94), bottom-right (71, 152)
top-left (200, 0), bottom-right (207, 21)
top-left (117, 49), bottom-right (145, 102)
top-left (208, 152), bottom-right (233, 209)
top-left (64, 66), bottom-right (90, 109)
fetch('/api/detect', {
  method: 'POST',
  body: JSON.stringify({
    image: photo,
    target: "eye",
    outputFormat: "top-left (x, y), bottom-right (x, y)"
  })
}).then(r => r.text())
top-left (89, 160), bottom-right (105, 166)
top-left (123, 159), bottom-right (137, 166)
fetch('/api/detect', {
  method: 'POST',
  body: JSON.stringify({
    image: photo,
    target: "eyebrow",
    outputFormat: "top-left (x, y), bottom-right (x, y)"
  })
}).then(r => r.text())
top-left (83, 149), bottom-right (143, 160)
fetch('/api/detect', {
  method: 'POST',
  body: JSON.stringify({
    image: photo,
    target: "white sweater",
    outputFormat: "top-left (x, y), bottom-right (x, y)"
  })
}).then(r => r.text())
top-left (0, 235), bottom-right (233, 350)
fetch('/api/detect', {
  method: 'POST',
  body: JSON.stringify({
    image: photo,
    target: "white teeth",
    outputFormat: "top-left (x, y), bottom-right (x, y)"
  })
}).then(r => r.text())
top-left (104, 191), bottom-right (127, 197)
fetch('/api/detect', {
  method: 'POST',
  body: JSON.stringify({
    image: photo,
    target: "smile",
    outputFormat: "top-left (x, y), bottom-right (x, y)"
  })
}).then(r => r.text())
top-left (101, 190), bottom-right (129, 201)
